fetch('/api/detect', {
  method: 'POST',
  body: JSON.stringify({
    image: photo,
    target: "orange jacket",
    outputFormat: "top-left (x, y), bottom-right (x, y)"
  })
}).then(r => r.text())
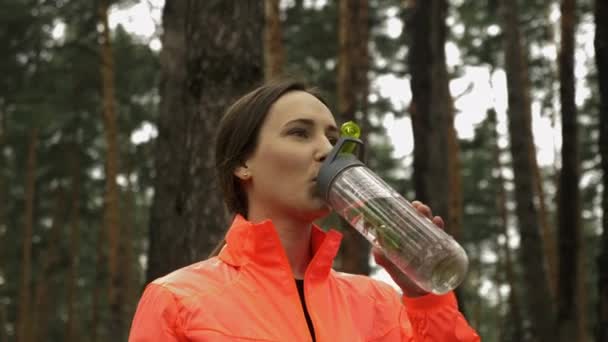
top-left (129, 215), bottom-right (479, 341)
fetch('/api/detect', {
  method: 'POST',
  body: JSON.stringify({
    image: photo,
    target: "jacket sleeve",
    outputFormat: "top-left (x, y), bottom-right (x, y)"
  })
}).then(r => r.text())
top-left (128, 283), bottom-right (186, 342)
top-left (400, 292), bottom-right (480, 341)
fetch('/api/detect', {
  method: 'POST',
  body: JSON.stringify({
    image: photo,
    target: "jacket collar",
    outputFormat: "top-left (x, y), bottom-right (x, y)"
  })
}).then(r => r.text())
top-left (219, 215), bottom-right (343, 281)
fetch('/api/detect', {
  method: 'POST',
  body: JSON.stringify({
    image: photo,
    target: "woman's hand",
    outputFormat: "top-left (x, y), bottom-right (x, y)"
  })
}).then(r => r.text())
top-left (372, 200), bottom-right (445, 298)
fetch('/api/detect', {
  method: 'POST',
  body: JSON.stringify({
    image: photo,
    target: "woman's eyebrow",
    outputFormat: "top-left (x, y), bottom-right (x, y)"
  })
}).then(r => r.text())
top-left (284, 118), bottom-right (315, 127)
top-left (284, 118), bottom-right (338, 133)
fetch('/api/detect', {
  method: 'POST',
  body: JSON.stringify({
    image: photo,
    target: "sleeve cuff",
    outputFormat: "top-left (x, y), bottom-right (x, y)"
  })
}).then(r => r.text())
top-left (402, 291), bottom-right (457, 311)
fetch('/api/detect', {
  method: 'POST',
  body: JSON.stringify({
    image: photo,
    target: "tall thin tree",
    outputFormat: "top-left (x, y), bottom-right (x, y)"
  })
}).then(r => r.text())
top-left (16, 128), bottom-right (38, 342)
top-left (123, 153), bottom-right (138, 323)
top-left (264, 0), bottom-right (285, 80)
top-left (0, 102), bottom-right (6, 342)
top-left (91, 217), bottom-right (105, 342)
top-left (336, 0), bottom-right (371, 275)
top-left (595, 0), bottom-right (608, 340)
top-left (488, 109), bottom-right (524, 342)
top-left (32, 186), bottom-right (65, 342)
top-left (98, 0), bottom-right (124, 339)
top-left (406, 0), bottom-right (460, 237)
top-left (557, 0), bottom-right (583, 340)
top-left (147, 1), bottom-right (263, 282)
top-left (66, 143), bottom-right (81, 342)
top-left (499, 0), bottom-right (556, 339)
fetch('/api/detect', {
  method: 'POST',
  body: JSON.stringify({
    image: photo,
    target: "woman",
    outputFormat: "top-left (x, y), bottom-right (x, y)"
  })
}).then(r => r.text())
top-left (129, 80), bottom-right (479, 341)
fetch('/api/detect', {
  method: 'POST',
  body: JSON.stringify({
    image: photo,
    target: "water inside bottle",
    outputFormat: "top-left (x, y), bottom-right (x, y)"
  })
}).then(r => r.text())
top-left (339, 196), bottom-right (467, 294)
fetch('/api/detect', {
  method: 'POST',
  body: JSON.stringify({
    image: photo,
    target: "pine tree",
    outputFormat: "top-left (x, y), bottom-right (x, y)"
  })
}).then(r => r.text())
top-left (146, 0), bottom-right (264, 282)
top-left (500, 0), bottom-right (556, 339)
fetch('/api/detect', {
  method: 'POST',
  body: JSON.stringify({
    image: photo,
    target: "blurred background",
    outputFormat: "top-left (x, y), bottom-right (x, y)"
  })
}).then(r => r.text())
top-left (1, 0), bottom-right (607, 341)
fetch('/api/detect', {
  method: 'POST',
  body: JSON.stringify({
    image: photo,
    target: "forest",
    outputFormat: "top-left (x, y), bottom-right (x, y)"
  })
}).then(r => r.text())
top-left (1, 0), bottom-right (607, 341)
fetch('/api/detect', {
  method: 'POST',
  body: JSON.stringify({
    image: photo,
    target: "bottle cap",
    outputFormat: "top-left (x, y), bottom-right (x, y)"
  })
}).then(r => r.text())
top-left (316, 137), bottom-right (364, 201)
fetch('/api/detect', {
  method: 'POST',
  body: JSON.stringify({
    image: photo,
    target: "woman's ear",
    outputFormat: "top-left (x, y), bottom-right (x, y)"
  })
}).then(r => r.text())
top-left (234, 165), bottom-right (251, 180)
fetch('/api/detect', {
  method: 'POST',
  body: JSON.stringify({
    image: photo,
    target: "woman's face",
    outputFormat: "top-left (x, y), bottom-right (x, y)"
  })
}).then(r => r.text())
top-left (239, 91), bottom-right (339, 221)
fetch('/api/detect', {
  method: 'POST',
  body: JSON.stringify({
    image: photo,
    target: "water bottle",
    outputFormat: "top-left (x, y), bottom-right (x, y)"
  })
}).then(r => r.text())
top-left (316, 130), bottom-right (468, 294)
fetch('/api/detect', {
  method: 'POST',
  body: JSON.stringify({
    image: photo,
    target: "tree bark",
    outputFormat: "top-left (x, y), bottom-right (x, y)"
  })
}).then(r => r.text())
top-left (0, 305), bottom-right (6, 342)
top-left (488, 109), bottom-right (525, 342)
top-left (123, 154), bottom-right (137, 324)
top-left (493, 253), bottom-right (503, 341)
top-left (0, 104), bottom-right (6, 342)
top-left (338, 0), bottom-right (357, 119)
top-left (595, 0), bottom-right (608, 340)
top-left (98, 0), bottom-right (124, 339)
top-left (356, 0), bottom-right (370, 147)
top-left (557, 0), bottom-right (583, 340)
top-left (91, 218), bottom-right (105, 342)
top-left (336, 0), bottom-right (371, 275)
top-left (532, 145), bottom-right (558, 297)
top-left (448, 123), bottom-right (463, 240)
top-left (147, 0), bottom-right (263, 282)
top-left (499, 0), bottom-right (556, 340)
top-left (264, 0), bottom-right (284, 80)
top-left (406, 0), bottom-right (457, 228)
top-left (66, 145), bottom-right (81, 342)
top-left (32, 187), bottom-right (66, 342)
top-left (406, 0), bottom-right (465, 306)
top-left (16, 128), bottom-right (38, 342)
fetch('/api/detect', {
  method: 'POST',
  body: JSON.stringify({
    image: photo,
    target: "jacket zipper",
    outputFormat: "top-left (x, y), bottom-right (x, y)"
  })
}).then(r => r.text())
top-left (303, 279), bottom-right (318, 342)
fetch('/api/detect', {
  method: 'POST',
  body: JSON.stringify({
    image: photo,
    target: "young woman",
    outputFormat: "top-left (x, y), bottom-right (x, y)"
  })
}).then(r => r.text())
top-left (128, 80), bottom-right (479, 341)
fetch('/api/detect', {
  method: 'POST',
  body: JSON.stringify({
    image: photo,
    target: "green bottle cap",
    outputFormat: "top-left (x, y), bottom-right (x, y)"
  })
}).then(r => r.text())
top-left (341, 121), bottom-right (361, 139)
top-left (340, 121), bottom-right (361, 154)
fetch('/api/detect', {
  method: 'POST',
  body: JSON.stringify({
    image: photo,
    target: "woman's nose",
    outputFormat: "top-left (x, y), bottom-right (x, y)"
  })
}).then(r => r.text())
top-left (315, 137), bottom-right (333, 162)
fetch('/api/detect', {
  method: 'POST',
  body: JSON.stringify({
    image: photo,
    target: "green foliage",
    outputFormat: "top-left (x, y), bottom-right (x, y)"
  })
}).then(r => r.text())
top-left (0, 0), bottom-right (159, 340)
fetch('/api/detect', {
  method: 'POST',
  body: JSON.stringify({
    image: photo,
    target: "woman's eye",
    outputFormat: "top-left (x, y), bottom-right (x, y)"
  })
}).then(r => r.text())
top-left (328, 136), bottom-right (338, 145)
top-left (289, 128), bottom-right (309, 138)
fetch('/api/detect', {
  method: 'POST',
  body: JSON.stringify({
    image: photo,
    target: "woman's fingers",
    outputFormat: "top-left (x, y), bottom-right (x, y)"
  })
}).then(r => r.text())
top-left (432, 215), bottom-right (445, 229)
top-left (411, 200), bottom-right (432, 219)
top-left (412, 200), bottom-right (444, 229)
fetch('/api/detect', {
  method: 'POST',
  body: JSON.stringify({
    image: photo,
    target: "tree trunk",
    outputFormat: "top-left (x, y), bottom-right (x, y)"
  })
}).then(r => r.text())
top-left (123, 155), bottom-right (137, 324)
top-left (147, 0), bottom-right (263, 282)
top-left (467, 246), bottom-right (481, 330)
top-left (356, 0), bottom-right (370, 148)
top-left (595, 0), bottom-right (608, 340)
top-left (0, 305), bottom-right (6, 342)
top-left (98, 0), bottom-right (124, 339)
top-left (406, 0), bottom-right (456, 226)
top-left (32, 187), bottom-right (66, 342)
top-left (493, 255), bottom-right (503, 341)
top-left (532, 145), bottom-right (558, 297)
top-left (66, 145), bottom-right (81, 342)
top-left (557, 0), bottom-right (583, 340)
top-left (16, 128), bottom-right (38, 342)
top-left (489, 109), bottom-right (525, 342)
top-left (264, 0), bottom-right (284, 80)
top-left (448, 123), bottom-right (463, 240)
top-left (336, 0), bottom-right (371, 275)
top-left (0, 104), bottom-right (6, 342)
top-left (499, 0), bottom-right (556, 340)
top-left (338, 0), bottom-right (357, 119)
top-left (406, 0), bottom-right (464, 306)
top-left (91, 219), bottom-right (105, 342)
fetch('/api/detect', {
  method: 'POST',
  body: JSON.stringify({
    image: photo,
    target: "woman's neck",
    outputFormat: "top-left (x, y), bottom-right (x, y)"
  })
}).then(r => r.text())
top-left (248, 208), bottom-right (313, 279)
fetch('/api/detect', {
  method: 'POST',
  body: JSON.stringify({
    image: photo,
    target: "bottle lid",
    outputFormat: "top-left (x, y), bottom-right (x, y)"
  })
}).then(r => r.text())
top-left (316, 137), bottom-right (365, 201)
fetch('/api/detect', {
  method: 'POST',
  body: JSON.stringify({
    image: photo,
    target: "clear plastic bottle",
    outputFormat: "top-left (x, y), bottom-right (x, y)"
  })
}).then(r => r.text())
top-left (317, 136), bottom-right (468, 294)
